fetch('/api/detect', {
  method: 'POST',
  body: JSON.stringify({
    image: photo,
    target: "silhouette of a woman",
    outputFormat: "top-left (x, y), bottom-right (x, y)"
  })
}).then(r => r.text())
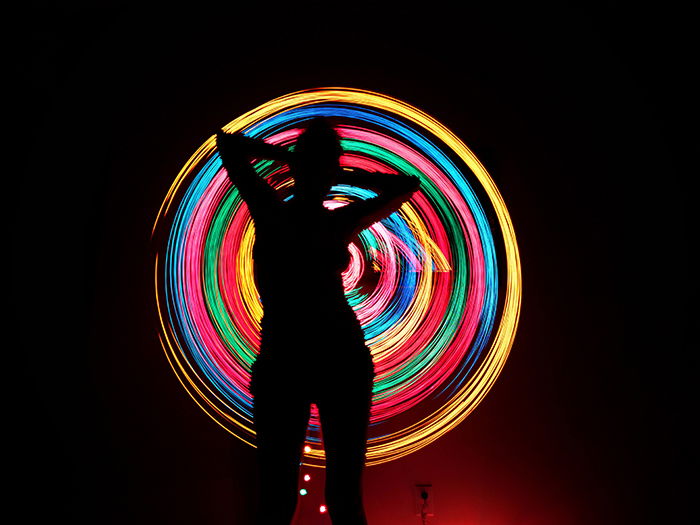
top-left (217, 119), bottom-right (419, 525)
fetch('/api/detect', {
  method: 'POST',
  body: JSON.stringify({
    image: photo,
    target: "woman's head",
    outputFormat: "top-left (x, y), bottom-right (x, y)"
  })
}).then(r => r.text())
top-left (292, 118), bottom-right (342, 201)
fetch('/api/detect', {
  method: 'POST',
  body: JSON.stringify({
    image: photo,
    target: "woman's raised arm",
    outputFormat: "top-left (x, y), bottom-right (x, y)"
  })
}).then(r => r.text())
top-left (216, 131), bottom-right (293, 220)
top-left (333, 168), bottom-right (421, 236)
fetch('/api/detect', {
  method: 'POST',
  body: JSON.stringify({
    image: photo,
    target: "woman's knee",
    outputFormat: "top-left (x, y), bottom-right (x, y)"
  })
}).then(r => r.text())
top-left (325, 496), bottom-right (367, 525)
top-left (325, 470), bottom-right (366, 520)
top-left (256, 492), bottom-right (298, 525)
top-left (256, 468), bottom-right (300, 523)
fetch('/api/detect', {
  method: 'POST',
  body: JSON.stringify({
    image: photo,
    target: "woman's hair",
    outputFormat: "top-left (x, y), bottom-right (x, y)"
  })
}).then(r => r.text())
top-left (295, 118), bottom-right (343, 160)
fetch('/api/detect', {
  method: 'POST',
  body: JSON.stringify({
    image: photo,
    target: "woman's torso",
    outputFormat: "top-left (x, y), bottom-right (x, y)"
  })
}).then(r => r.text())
top-left (252, 201), bottom-right (367, 358)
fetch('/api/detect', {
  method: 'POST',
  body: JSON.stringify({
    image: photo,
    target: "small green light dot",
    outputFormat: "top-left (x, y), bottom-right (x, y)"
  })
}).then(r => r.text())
top-left (299, 489), bottom-right (308, 496)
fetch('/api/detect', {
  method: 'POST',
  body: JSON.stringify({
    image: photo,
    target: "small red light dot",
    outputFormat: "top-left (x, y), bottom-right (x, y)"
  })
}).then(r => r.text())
top-left (319, 504), bottom-right (327, 513)
top-left (304, 474), bottom-right (311, 482)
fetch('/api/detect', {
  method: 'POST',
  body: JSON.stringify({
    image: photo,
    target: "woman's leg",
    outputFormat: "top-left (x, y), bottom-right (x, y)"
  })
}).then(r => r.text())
top-left (252, 360), bottom-right (310, 524)
top-left (317, 355), bottom-right (374, 525)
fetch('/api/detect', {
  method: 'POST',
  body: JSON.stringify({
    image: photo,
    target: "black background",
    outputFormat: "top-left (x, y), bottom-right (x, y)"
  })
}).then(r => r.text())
top-left (18, 2), bottom-right (692, 524)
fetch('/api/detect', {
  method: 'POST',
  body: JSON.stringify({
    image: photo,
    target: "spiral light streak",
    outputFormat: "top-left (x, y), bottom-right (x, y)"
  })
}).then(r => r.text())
top-left (153, 88), bottom-right (521, 466)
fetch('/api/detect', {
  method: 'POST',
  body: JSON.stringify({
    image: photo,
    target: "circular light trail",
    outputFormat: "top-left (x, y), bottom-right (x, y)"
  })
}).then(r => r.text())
top-left (153, 87), bottom-right (521, 467)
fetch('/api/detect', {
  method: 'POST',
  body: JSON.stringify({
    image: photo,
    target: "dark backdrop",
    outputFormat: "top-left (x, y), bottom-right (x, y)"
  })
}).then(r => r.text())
top-left (18, 3), bottom-right (691, 524)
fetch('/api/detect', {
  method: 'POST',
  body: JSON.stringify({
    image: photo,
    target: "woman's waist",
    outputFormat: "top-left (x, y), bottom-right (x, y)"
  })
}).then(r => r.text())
top-left (260, 317), bottom-right (366, 345)
top-left (261, 299), bottom-right (360, 324)
top-left (255, 340), bottom-right (373, 371)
